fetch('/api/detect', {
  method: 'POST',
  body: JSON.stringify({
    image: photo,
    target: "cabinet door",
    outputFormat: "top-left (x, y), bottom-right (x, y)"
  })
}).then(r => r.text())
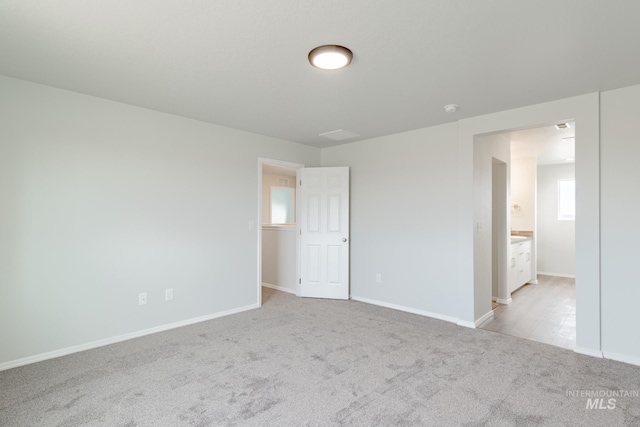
top-left (518, 241), bottom-right (532, 285)
top-left (508, 244), bottom-right (519, 294)
top-left (523, 241), bottom-right (532, 282)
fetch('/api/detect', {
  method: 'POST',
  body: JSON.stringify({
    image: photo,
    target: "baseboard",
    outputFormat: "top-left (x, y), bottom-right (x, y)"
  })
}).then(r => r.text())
top-left (456, 319), bottom-right (476, 329)
top-left (574, 346), bottom-right (604, 359)
top-left (350, 295), bottom-right (458, 325)
top-left (537, 271), bottom-right (576, 278)
top-left (262, 282), bottom-right (296, 295)
top-left (602, 351), bottom-right (640, 367)
top-left (495, 297), bottom-right (512, 305)
top-left (0, 303), bottom-right (259, 372)
top-left (475, 310), bottom-right (494, 327)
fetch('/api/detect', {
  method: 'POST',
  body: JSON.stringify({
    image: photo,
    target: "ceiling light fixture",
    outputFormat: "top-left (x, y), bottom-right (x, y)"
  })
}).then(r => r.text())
top-left (308, 45), bottom-right (353, 70)
top-left (443, 104), bottom-right (458, 113)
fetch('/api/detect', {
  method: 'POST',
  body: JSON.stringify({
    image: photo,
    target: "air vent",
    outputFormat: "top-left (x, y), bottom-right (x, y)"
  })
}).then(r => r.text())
top-left (318, 129), bottom-right (360, 141)
top-left (555, 123), bottom-right (571, 129)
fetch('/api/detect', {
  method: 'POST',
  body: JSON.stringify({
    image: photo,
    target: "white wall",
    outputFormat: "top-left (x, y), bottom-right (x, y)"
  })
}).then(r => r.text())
top-left (510, 157), bottom-right (537, 232)
top-left (536, 163), bottom-right (575, 277)
top-left (601, 84), bottom-right (640, 365)
top-left (261, 173), bottom-right (296, 224)
top-left (4, 73), bottom-right (640, 367)
top-left (321, 124), bottom-right (460, 322)
top-left (261, 226), bottom-right (297, 293)
top-left (473, 134), bottom-right (510, 320)
top-left (0, 75), bottom-right (320, 367)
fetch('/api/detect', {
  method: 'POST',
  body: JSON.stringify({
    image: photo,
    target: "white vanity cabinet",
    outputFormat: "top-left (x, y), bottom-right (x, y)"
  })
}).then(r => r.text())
top-left (508, 238), bottom-right (533, 294)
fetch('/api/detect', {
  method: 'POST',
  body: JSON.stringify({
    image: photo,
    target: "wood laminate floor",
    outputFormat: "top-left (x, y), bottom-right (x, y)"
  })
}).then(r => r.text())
top-left (480, 275), bottom-right (576, 350)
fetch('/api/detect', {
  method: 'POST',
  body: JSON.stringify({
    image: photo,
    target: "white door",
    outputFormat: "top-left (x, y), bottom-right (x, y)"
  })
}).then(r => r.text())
top-left (298, 167), bottom-right (349, 299)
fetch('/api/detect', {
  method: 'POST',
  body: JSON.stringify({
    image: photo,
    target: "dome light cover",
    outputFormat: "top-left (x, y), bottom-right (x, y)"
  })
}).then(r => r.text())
top-left (308, 45), bottom-right (353, 70)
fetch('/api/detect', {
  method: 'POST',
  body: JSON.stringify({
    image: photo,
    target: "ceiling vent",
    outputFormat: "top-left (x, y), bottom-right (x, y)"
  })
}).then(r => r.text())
top-left (555, 123), bottom-right (571, 129)
top-left (318, 129), bottom-right (360, 141)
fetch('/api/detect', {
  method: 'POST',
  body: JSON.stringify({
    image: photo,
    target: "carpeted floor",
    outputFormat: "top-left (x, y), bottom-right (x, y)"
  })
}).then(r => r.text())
top-left (1, 287), bottom-right (639, 426)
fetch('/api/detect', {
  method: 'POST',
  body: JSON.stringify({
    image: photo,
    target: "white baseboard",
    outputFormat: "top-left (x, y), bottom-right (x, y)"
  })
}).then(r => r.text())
top-left (603, 351), bottom-right (640, 367)
top-left (350, 295), bottom-right (458, 325)
top-left (537, 271), bottom-right (576, 278)
top-left (0, 303), bottom-right (259, 372)
top-left (458, 309), bottom-right (496, 329)
top-left (262, 282), bottom-right (296, 295)
top-left (456, 320), bottom-right (476, 329)
top-left (495, 297), bottom-right (512, 305)
top-left (574, 346), bottom-right (604, 359)
top-left (475, 310), bottom-right (494, 327)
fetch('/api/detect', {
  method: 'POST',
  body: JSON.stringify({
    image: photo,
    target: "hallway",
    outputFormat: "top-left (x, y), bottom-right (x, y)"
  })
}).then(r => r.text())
top-left (480, 275), bottom-right (576, 349)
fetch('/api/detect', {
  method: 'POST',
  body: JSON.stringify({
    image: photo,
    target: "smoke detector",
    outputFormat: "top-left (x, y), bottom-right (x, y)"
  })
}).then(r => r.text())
top-left (443, 104), bottom-right (458, 113)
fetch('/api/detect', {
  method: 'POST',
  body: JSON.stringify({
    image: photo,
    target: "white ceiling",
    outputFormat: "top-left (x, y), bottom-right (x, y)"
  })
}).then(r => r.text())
top-left (509, 122), bottom-right (575, 165)
top-left (2, 1), bottom-right (640, 148)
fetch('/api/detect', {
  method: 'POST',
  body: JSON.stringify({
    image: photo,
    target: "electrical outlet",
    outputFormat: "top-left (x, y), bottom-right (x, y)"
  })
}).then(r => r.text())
top-left (165, 288), bottom-right (173, 301)
top-left (376, 273), bottom-right (382, 283)
top-left (138, 292), bottom-right (147, 306)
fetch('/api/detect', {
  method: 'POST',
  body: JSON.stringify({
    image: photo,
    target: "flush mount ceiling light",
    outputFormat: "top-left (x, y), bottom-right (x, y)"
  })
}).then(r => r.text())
top-left (308, 45), bottom-right (353, 70)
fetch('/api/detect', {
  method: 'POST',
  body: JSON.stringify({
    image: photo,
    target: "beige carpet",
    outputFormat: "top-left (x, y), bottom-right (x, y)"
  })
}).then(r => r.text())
top-left (1, 287), bottom-right (639, 426)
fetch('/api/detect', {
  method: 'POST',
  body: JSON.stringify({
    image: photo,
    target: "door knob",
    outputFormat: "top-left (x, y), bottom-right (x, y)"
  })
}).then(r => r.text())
top-left (342, 237), bottom-right (348, 242)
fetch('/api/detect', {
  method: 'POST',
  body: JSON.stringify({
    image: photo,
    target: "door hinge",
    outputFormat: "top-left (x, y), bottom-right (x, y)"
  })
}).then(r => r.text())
top-left (299, 278), bottom-right (301, 284)
top-left (299, 180), bottom-right (302, 186)
top-left (299, 229), bottom-right (301, 235)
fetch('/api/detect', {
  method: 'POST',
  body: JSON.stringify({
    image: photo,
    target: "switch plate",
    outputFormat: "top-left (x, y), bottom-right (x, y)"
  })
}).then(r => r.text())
top-left (138, 293), bottom-right (147, 306)
top-left (165, 288), bottom-right (173, 301)
top-left (376, 273), bottom-right (382, 283)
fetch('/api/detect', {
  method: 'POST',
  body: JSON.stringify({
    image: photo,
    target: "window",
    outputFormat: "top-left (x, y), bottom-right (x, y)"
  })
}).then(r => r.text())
top-left (270, 187), bottom-right (295, 224)
top-left (558, 179), bottom-right (575, 220)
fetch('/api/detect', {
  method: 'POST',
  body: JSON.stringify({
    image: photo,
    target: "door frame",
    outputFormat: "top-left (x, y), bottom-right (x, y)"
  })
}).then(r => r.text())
top-left (459, 92), bottom-right (601, 358)
top-left (257, 158), bottom-right (305, 307)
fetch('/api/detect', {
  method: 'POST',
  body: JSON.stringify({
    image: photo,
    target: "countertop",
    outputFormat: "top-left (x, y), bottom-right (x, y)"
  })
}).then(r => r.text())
top-left (510, 236), bottom-right (532, 244)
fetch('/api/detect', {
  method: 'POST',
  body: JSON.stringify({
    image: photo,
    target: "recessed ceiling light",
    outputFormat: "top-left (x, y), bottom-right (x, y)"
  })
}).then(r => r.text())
top-left (308, 45), bottom-right (353, 70)
top-left (443, 104), bottom-right (458, 113)
top-left (555, 123), bottom-right (571, 129)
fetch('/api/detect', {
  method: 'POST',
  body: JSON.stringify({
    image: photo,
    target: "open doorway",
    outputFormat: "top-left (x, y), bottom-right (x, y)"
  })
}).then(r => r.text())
top-left (461, 93), bottom-right (600, 357)
top-left (257, 159), bottom-right (351, 306)
top-left (479, 122), bottom-right (576, 350)
top-left (257, 158), bottom-right (303, 307)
